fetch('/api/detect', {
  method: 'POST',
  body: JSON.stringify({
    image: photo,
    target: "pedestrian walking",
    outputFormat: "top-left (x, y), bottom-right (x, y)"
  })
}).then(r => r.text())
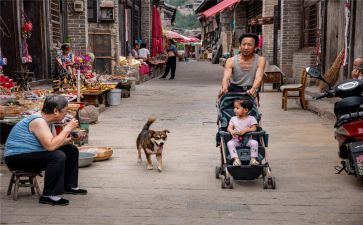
top-left (160, 39), bottom-right (178, 80)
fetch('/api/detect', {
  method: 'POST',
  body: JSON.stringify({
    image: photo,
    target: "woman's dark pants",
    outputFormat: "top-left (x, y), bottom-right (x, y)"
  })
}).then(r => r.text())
top-left (5, 144), bottom-right (79, 196)
top-left (161, 56), bottom-right (177, 79)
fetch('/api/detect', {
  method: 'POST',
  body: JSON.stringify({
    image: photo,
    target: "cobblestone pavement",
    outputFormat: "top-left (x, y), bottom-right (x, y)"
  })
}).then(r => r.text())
top-left (1, 61), bottom-right (362, 225)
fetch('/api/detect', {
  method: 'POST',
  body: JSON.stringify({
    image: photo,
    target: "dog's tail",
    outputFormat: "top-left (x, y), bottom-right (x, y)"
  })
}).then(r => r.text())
top-left (142, 116), bottom-right (156, 131)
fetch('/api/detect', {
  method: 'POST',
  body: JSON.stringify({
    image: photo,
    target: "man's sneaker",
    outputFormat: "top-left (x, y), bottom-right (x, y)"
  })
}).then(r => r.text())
top-left (233, 158), bottom-right (241, 166)
top-left (39, 196), bottom-right (69, 206)
top-left (250, 158), bottom-right (259, 166)
top-left (64, 188), bottom-right (88, 195)
top-left (159, 76), bottom-right (166, 79)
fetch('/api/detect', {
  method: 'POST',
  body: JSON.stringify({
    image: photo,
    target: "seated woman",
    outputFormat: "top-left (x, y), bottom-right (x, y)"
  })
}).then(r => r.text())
top-left (131, 43), bottom-right (140, 59)
top-left (4, 95), bottom-right (87, 206)
top-left (138, 43), bottom-right (150, 61)
top-left (56, 43), bottom-right (76, 81)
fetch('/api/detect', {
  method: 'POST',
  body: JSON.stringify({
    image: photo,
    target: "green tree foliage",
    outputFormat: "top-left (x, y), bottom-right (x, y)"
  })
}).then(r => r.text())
top-left (173, 11), bottom-right (200, 29)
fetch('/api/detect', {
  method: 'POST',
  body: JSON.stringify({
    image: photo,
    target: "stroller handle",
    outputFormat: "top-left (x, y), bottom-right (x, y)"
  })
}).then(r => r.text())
top-left (218, 130), bottom-right (266, 138)
top-left (216, 91), bottom-right (253, 106)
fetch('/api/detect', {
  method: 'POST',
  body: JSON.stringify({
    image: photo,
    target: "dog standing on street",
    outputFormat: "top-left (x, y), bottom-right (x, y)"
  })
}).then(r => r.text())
top-left (136, 116), bottom-right (170, 172)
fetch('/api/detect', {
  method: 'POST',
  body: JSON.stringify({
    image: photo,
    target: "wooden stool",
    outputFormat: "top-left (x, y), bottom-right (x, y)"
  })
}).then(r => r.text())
top-left (7, 170), bottom-right (42, 200)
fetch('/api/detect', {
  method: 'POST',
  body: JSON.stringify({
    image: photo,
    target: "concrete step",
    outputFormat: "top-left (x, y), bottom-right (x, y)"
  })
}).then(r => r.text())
top-left (304, 86), bottom-right (337, 122)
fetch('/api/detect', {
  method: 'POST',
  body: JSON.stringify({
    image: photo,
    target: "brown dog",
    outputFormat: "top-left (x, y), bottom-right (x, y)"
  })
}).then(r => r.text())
top-left (136, 116), bottom-right (170, 172)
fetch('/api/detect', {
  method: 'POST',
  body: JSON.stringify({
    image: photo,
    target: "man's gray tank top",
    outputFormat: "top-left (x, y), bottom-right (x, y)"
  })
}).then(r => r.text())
top-left (230, 54), bottom-right (259, 87)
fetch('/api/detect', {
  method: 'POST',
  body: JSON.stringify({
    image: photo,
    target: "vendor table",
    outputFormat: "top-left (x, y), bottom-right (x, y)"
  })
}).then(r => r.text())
top-left (149, 60), bottom-right (166, 78)
top-left (261, 65), bottom-right (284, 92)
top-left (81, 90), bottom-right (110, 107)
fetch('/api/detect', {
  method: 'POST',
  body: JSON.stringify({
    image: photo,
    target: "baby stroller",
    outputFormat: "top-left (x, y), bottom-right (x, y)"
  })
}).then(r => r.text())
top-left (215, 92), bottom-right (276, 189)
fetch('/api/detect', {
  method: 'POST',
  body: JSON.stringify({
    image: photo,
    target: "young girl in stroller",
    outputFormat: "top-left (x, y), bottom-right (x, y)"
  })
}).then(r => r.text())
top-left (216, 92), bottom-right (275, 189)
top-left (227, 99), bottom-right (259, 166)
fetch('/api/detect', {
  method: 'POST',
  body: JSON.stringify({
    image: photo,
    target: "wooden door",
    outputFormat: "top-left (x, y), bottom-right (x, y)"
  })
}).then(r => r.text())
top-left (89, 33), bottom-right (112, 74)
top-left (118, 2), bottom-right (126, 56)
top-left (23, 0), bottom-right (49, 81)
top-left (0, 0), bottom-right (21, 78)
top-left (324, 1), bottom-right (344, 76)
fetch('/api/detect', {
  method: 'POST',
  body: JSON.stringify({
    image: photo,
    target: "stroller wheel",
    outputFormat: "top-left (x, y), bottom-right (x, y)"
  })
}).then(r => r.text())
top-left (262, 167), bottom-right (267, 177)
top-left (228, 180), bottom-right (233, 189)
top-left (268, 177), bottom-right (276, 189)
top-left (221, 178), bottom-right (226, 189)
top-left (215, 166), bottom-right (221, 179)
top-left (263, 178), bottom-right (268, 189)
top-left (221, 177), bottom-right (233, 189)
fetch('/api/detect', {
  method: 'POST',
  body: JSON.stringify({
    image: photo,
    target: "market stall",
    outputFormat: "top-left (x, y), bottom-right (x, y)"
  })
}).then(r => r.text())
top-left (149, 5), bottom-right (166, 78)
top-left (163, 31), bottom-right (202, 61)
top-left (0, 31), bottom-right (116, 168)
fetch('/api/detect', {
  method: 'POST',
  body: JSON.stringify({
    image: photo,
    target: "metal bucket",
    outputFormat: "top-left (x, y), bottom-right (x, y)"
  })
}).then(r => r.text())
top-left (107, 88), bottom-right (122, 106)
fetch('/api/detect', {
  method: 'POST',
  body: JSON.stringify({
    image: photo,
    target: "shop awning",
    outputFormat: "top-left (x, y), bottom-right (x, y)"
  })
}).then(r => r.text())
top-left (178, 36), bottom-right (201, 44)
top-left (163, 30), bottom-right (185, 39)
top-left (200, 0), bottom-right (240, 18)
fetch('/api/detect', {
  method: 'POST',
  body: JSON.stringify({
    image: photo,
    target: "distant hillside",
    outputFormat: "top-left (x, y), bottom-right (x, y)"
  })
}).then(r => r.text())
top-left (174, 11), bottom-right (200, 29)
top-left (165, 0), bottom-right (200, 30)
top-left (164, 0), bottom-right (188, 6)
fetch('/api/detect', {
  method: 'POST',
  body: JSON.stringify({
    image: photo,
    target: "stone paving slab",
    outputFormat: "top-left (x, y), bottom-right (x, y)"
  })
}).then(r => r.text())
top-left (1, 61), bottom-right (362, 225)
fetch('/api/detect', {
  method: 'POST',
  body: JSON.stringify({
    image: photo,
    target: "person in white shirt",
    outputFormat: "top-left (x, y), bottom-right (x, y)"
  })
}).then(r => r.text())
top-left (138, 43), bottom-right (150, 60)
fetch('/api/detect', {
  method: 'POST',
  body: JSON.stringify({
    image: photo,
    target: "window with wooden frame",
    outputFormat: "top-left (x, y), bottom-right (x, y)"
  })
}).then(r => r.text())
top-left (133, 5), bottom-right (140, 41)
top-left (246, 0), bottom-right (262, 20)
top-left (50, 0), bottom-right (61, 45)
top-left (88, 0), bottom-right (97, 22)
top-left (303, 2), bottom-right (319, 47)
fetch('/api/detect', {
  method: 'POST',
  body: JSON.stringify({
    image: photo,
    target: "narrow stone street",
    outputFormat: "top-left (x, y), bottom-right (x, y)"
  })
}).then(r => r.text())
top-left (1, 61), bottom-right (362, 225)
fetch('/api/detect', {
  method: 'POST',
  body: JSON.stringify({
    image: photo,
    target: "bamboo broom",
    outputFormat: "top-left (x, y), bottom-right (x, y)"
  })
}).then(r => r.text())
top-left (319, 48), bottom-right (345, 91)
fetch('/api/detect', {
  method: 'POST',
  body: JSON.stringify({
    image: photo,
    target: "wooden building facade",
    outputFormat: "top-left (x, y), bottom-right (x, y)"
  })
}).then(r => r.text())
top-left (196, 0), bottom-right (362, 84)
top-left (0, 0), bottom-right (50, 82)
top-left (0, 0), bottom-right (152, 81)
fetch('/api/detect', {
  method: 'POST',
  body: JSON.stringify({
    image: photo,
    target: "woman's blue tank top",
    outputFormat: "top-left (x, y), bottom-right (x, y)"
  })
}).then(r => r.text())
top-left (4, 115), bottom-right (46, 157)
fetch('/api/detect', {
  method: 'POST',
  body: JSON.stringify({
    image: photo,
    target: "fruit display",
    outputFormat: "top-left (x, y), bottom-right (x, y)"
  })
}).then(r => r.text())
top-left (119, 56), bottom-right (142, 67)
top-left (98, 75), bottom-right (127, 82)
top-left (0, 105), bottom-right (27, 119)
top-left (23, 89), bottom-right (52, 100)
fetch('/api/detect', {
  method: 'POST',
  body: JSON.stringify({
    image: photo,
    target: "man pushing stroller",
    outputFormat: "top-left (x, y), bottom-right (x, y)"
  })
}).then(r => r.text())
top-left (219, 33), bottom-right (266, 98)
top-left (215, 35), bottom-right (276, 188)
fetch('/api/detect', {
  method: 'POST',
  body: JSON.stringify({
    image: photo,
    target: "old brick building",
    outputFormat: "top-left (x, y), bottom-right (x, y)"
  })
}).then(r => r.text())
top-left (197, 0), bottom-right (362, 84)
top-left (0, 0), bottom-right (50, 82)
top-left (277, 0), bottom-right (362, 83)
top-left (0, 0), bottom-right (155, 81)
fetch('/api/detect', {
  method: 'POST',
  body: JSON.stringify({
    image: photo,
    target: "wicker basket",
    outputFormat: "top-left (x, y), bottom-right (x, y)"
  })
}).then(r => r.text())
top-left (0, 105), bottom-right (24, 120)
top-left (78, 146), bottom-right (113, 161)
top-left (68, 103), bottom-right (81, 111)
top-left (318, 48), bottom-right (345, 91)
